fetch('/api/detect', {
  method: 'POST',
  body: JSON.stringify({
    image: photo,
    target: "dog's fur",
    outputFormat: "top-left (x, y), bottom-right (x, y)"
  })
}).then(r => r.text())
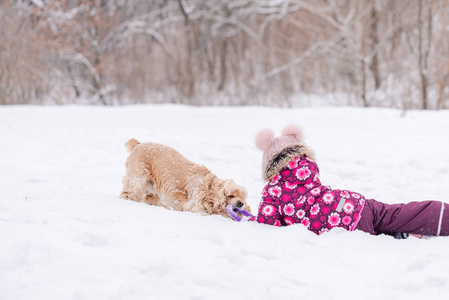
top-left (120, 139), bottom-right (250, 218)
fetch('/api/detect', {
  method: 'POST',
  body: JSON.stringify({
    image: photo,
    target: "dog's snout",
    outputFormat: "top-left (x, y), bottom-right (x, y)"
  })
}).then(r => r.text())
top-left (236, 200), bottom-right (244, 208)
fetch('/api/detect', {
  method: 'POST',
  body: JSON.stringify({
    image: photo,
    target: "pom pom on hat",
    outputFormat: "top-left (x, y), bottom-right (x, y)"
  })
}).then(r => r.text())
top-left (255, 129), bottom-right (275, 151)
top-left (281, 124), bottom-right (303, 142)
top-left (256, 124), bottom-right (313, 181)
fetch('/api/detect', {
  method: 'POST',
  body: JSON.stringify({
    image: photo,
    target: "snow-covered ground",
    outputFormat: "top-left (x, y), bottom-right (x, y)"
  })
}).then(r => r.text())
top-left (1, 104), bottom-right (449, 300)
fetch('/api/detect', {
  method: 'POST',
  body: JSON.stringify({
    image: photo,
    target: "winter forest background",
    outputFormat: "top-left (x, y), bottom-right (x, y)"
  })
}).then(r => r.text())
top-left (1, 0), bottom-right (449, 109)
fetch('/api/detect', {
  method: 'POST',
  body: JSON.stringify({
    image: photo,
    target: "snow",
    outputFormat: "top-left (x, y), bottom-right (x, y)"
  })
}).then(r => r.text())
top-left (1, 104), bottom-right (449, 300)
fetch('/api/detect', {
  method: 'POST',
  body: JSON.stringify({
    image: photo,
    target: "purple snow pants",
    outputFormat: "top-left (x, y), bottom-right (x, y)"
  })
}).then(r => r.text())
top-left (356, 199), bottom-right (449, 236)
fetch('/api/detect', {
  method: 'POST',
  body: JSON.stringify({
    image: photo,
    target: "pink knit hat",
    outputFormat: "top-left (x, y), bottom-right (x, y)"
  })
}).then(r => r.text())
top-left (256, 125), bottom-right (314, 181)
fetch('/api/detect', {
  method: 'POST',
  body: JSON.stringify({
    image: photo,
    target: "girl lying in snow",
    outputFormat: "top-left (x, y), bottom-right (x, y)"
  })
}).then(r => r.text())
top-left (245, 125), bottom-right (449, 238)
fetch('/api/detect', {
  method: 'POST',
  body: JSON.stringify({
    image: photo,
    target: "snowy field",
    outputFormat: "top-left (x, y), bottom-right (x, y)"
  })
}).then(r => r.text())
top-left (1, 104), bottom-right (449, 300)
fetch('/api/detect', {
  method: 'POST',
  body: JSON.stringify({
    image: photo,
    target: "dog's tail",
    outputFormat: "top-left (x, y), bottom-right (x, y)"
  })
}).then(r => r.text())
top-left (125, 138), bottom-right (140, 152)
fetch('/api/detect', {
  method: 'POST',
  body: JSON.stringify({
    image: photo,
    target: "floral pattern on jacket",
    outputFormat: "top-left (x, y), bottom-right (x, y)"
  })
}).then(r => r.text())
top-left (249, 156), bottom-right (365, 235)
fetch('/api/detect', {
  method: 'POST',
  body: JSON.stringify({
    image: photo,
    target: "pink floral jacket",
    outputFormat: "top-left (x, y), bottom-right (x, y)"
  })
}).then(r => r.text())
top-left (249, 156), bottom-right (365, 235)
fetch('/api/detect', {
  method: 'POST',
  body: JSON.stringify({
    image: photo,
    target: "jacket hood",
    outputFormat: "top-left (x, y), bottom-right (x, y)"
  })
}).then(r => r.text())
top-left (263, 143), bottom-right (315, 181)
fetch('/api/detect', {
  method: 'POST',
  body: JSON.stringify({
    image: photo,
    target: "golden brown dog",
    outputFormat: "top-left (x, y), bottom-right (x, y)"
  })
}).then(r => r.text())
top-left (120, 139), bottom-right (250, 218)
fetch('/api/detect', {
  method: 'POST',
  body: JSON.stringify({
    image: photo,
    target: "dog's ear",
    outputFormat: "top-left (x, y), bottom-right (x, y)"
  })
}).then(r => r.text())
top-left (203, 190), bottom-right (228, 214)
top-left (202, 195), bottom-right (216, 214)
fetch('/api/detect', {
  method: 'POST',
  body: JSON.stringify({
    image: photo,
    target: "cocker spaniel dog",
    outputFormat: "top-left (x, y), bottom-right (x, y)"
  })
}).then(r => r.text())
top-left (120, 139), bottom-right (251, 218)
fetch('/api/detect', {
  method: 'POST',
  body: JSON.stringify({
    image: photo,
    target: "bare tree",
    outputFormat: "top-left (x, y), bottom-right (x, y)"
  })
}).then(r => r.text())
top-left (0, 1), bottom-right (49, 104)
top-left (432, 0), bottom-right (449, 109)
top-left (2, 0), bottom-right (449, 109)
top-left (404, 0), bottom-right (433, 109)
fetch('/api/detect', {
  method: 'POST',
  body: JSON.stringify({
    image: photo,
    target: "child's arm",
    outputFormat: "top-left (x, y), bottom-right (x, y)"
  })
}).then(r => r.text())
top-left (248, 186), bottom-right (283, 226)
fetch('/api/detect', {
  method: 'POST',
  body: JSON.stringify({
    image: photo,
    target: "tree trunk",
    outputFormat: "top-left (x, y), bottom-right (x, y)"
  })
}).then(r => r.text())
top-left (361, 58), bottom-right (368, 107)
top-left (369, 3), bottom-right (381, 90)
top-left (417, 0), bottom-right (432, 110)
top-left (218, 38), bottom-right (228, 91)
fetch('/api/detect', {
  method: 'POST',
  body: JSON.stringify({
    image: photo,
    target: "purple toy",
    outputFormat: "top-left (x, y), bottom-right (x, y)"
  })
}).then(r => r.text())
top-left (226, 204), bottom-right (254, 222)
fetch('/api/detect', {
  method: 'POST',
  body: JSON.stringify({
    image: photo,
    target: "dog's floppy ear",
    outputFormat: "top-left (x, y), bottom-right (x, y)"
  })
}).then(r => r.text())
top-left (202, 194), bottom-right (216, 214)
top-left (200, 176), bottom-right (221, 214)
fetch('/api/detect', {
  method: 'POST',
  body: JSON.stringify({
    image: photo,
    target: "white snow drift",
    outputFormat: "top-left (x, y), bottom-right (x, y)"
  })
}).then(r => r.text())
top-left (1, 104), bottom-right (449, 300)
